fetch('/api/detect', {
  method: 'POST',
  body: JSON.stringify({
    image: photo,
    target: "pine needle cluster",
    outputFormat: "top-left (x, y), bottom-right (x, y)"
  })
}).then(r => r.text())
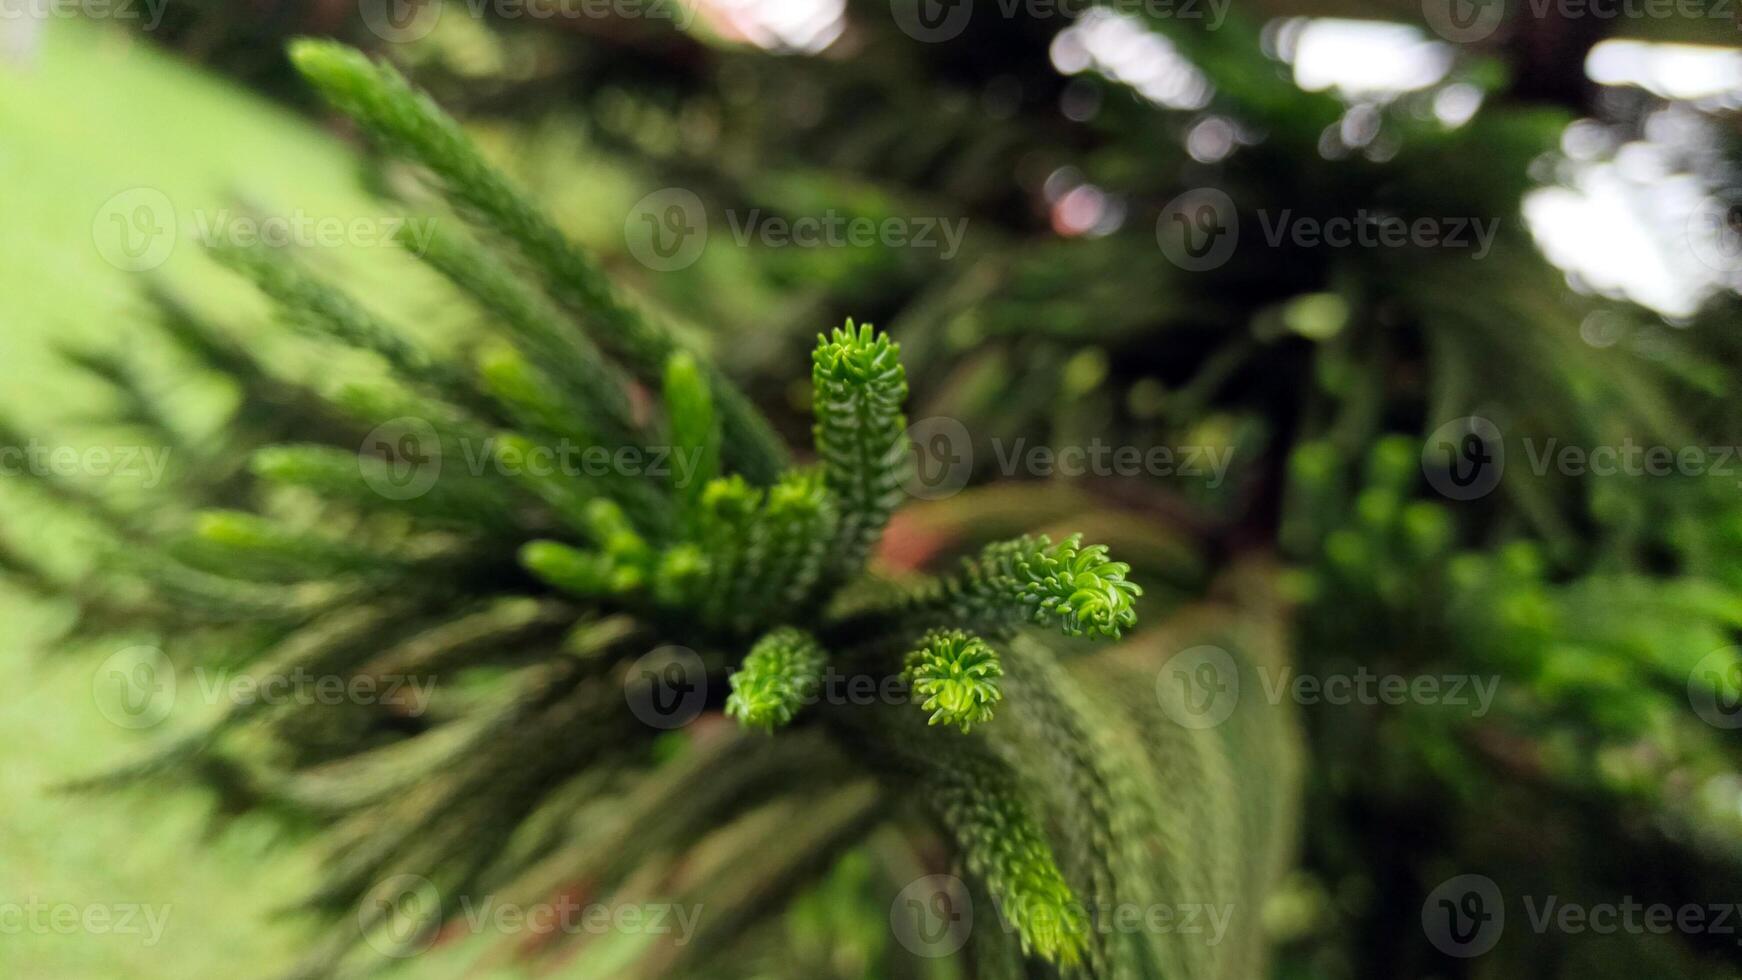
top-left (23, 40), bottom-right (1270, 980)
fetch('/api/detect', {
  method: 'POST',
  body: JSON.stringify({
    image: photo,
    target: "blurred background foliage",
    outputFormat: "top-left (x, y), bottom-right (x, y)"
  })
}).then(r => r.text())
top-left (9, 0), bottom-right (1742, 977)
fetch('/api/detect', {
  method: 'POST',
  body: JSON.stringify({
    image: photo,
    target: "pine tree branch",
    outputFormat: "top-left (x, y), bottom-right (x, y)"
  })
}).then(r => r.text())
top-left (812, 321), bottom-right (910, 581)
top-left (726, 627), bottom-right (828, 732)
top-left (287, 39), bottom-right (789, 484)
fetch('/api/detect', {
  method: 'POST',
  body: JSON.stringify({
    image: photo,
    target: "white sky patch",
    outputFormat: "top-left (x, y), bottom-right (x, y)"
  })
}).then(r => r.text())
top-left (693, 0), bottom-right (846, 54)
top-left (1524, 161), bottom-right (1713, 319)
top-left (1587, 40), bottom-right (1742, 103)
top-left (1522, 42), bottom-right (1742, 320)
top-left (1050, 9), bottom-right (1212, 110)
top-left (1433, 82), bottom-right (1483, 128)
top-left (1273, 18), bottom-right (1452, 100)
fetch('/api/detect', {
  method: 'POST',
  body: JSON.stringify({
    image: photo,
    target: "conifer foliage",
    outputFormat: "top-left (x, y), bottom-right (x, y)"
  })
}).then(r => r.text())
top-left (26, 39), bottom-right (1305, 980)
